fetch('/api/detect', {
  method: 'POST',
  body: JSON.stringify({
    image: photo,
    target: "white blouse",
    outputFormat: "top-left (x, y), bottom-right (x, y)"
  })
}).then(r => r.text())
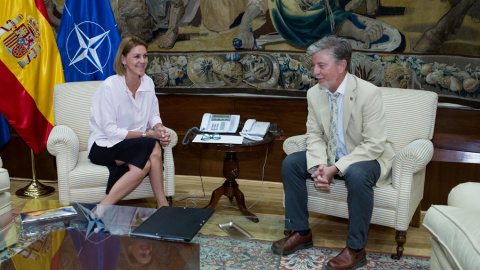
top-left (88, 74), bottom-right (162, 154)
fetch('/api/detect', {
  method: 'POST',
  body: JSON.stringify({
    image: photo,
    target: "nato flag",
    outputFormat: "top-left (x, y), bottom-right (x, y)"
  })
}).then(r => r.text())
top-left (56, 0), bottom-right (121, 82)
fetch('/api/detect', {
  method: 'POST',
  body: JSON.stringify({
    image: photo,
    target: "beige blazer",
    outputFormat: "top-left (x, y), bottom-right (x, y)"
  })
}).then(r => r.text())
top-left (305, 73), bottom-right (395, 187)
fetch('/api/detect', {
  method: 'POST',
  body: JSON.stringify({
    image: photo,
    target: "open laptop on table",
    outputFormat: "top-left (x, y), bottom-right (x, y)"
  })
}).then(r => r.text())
top-left (130, 206), bottom-right (215, 242)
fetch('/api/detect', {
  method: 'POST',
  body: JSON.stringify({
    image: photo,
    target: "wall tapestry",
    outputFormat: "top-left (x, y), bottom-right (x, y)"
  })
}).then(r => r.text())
top-left (46, 0), bottom-right (480, 107)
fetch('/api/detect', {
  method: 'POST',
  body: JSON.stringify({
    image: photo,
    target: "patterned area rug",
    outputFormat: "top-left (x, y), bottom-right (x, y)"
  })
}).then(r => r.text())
top-left (194, 235), bottom-right (430, 269)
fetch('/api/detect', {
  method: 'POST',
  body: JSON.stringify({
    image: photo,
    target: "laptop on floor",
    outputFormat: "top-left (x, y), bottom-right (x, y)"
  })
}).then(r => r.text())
top-left (130, 206), bottom-right (215, 242)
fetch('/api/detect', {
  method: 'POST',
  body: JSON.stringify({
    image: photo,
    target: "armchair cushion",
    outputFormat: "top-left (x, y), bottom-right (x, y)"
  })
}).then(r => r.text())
top-left (447, 181), bottom-right (480, 212)
top-left (306, 181), bottom-right (398, 227)
top-left (283, 136), bottom-right (433, 230)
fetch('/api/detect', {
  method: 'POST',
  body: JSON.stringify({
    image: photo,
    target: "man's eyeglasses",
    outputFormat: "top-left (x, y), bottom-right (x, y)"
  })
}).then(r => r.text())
top-left (201, 133), bottom-right (221, 141)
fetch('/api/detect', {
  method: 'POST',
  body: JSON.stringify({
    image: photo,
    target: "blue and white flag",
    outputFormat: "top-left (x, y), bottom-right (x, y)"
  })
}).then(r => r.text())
top-left (56, 0), bottom-right (121, 82)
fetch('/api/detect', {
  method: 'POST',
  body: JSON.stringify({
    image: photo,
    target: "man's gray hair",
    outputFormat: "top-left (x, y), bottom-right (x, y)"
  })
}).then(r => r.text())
top-left (306, 36), bottom-right (352, 71)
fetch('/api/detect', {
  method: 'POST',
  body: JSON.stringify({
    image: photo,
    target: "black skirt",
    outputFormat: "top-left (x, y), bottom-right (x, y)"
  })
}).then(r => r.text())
top-left (88, 137), bottom-right (158, 194)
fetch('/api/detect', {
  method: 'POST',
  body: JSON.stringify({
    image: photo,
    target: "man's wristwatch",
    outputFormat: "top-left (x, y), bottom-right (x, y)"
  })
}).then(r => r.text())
top-left (142, 131), bottom-right (147, 138)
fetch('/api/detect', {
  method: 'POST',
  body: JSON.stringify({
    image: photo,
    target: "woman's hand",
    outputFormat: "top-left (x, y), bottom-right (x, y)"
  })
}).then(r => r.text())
top-left (152, 124), bottom-right (171, 146)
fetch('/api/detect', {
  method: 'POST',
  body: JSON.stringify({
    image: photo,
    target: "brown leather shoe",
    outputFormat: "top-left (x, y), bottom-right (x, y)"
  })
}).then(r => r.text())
top-left (325, 247), bottom-right (367, 270)
top-left (271, 231), bottom-right (313, 255)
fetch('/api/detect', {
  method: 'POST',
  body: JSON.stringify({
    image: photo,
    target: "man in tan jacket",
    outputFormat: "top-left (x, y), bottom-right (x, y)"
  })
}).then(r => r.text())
top-left (271, 36), bottom-right (395, 270)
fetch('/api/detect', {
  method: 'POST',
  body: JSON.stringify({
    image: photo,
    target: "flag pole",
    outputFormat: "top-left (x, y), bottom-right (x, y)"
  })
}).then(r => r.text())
top-left (16, 149), bottom-right (55, 198)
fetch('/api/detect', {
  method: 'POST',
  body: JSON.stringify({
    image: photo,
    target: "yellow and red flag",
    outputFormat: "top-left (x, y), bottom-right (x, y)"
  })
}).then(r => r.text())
top-left (0, 0), bottom-right (65, 154)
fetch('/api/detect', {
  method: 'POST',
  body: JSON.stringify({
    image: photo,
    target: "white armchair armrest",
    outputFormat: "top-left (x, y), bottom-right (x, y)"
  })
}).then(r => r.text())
top-left (447, 182), bottom-right (480, 212)
top-left (391, 139), bottom-right (433, 190)
top-left (391, 139), bottom-right (433, 230)
top-left (47, 125), bottom-right (80, 172)
top-left (163, 127), bottom-right (178, 149)
top-left (283, 135), bottom-right (307, 155)
top-left (162, 127), bottom-right (177, 196)
top-left (47, 125), bottom-right (80, 197)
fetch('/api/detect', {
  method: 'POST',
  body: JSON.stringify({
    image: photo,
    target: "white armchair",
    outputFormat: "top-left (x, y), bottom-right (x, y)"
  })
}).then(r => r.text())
top-left (423, 182), bottom-right (480, 270)
top-left (47, 81), bottom-right (177, 204)
top-left (283, 87), bottom-right (438, 259)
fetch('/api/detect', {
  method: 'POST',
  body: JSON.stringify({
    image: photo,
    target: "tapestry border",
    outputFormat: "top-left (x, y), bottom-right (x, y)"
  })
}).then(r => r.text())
top-left (148, 51), bottom-right (480, 108)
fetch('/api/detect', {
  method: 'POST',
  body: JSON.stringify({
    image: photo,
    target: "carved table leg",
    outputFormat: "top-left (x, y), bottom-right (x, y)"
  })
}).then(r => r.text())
top-left (205, 185), bottom-right (226, 209)
top-left (232, 186), bottom-right (259, 222)
top-left (391, 230), bottom-right (406, 259)
top-left (204, 152), bottom-right (259, 222)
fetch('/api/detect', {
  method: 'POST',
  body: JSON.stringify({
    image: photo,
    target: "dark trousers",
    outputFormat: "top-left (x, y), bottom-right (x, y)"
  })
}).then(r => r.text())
top-left (283, 150), bottom-right (380, 249)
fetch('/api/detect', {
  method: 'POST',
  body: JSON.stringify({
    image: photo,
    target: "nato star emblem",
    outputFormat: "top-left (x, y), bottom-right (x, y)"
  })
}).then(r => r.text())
top-left (76, 203), bottom-right (109, 239)
top-left (65, 22), bottom-right (113, 75)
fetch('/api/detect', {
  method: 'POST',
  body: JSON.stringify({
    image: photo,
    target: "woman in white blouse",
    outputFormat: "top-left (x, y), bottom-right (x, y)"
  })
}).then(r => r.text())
top-left (88, 36), bottom-right (171, 208)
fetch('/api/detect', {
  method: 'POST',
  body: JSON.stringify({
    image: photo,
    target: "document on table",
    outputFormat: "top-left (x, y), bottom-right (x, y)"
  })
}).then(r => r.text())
top-left (193, 134), bottom-right (244, 144)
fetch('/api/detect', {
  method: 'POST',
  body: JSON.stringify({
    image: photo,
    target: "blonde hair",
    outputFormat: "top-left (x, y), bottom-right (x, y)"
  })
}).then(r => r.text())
top-left (113, 36), bottom-right (149, 76)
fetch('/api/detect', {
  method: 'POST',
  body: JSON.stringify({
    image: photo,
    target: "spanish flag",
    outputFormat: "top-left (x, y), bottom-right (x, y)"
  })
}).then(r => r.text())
top-left (0, 0), bottom-right (65, 154)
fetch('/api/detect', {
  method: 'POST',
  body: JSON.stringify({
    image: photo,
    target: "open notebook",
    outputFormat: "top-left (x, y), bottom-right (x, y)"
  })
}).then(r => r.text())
top-left (130, 206), bottom-right (215, 242)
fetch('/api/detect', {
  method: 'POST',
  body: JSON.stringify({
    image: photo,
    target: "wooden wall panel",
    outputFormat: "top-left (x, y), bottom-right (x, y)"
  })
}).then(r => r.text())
top-left (157, 95), bottom-right (308, 137)
top-left (424, 106), bottom-right (480, 208)
top-left (158, 94), bottom-right (307, 183)
top-left (157, 95), bottom-right (235, 134)
top-left (231, 97), bottom-right (308, 138)
top-left (424, 162), bottom-right (480, 207)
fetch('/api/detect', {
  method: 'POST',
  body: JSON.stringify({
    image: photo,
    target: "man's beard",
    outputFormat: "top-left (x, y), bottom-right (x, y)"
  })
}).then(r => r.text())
top-left (318, 77), bottom-right (336, 90)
